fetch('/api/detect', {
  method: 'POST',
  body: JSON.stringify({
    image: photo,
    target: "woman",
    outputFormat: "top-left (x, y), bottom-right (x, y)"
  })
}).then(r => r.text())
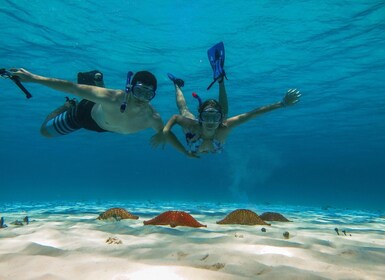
top-left (151, 73), bottom-right (301, 156)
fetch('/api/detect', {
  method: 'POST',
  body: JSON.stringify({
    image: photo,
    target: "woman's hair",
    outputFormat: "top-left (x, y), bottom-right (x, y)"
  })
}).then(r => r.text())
top-left (131, 71), bottom-right (157, 91)
top-left (198, 99), bottom-right (222, 114)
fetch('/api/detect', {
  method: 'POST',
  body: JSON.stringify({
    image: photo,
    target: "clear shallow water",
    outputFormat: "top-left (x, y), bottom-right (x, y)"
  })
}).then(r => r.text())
top-left (1, 1), bottom-right (385, 210)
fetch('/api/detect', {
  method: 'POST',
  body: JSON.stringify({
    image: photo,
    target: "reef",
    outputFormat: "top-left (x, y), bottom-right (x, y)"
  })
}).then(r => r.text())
top-left (216, 209), bottom-right (270, 226)
top-left (143, 210), bottom-right (207, 228)
top-left (97, 208), bottom-right (139, 220)
top-left (260, 212), bottom-right (290, 222)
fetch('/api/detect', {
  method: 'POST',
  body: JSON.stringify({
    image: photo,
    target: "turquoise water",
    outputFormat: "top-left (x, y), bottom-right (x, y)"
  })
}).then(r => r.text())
top-left (1, 1), bottom-right (384, 210)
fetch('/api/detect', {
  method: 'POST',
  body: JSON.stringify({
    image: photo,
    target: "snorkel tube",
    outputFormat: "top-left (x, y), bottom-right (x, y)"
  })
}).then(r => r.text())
top-left (192, 92), bottom-right (203, 124)
top-left (120, 71), bottom-right (134, 113)
top-left (192, 92), bottom-right (202, 108)
top-left (0, 68), bottom-right (32, 99)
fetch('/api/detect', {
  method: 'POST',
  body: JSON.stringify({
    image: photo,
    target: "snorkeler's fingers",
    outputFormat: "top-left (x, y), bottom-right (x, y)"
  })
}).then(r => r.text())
top-left (288, 89), bottom-right (300, 95)
top-left (9, 68), bottom-right (24, 74)
top-left (149, 139), bottom-right (158, 148)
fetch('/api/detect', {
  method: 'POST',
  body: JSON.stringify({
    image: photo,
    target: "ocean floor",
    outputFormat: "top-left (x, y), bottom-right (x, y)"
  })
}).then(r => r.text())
top-left (0, 201), bottom-right (384, 280)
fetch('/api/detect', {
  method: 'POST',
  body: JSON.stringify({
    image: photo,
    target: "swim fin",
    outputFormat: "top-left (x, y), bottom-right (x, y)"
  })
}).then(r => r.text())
top-left (207, 42), bottom-right (227, 90)
top-left (167, 73), bottom-right (184, 88)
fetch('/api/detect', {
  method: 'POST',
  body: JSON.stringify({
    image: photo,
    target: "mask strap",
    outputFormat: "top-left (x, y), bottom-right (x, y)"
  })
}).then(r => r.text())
top-left (120, 71), bottom-right (134, 113)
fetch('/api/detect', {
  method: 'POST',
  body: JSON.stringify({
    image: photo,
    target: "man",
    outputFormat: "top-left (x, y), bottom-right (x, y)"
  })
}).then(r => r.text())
top-left (9, 68), bottom-right (192, 156)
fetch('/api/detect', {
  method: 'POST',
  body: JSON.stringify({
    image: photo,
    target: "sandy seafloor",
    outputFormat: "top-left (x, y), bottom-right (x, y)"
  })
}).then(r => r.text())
top-left (0, 201), bottom-right (384, 280)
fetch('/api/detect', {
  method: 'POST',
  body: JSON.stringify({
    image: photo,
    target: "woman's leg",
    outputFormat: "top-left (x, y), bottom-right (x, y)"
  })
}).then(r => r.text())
top-left (174, 84), bottom-right (195, 120)
top-left (168, 73), bottom-right (195, 119)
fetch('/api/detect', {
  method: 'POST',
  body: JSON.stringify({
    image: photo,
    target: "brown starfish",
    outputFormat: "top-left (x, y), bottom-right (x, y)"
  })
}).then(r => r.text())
top-left (97, 208), bottom-right (139, 220)
top-left (143, 211), bottom-right (207, 228)
top-left (260, 212), bottom-right (290, 222)
top-left (216, 209), bottom-right (270, 226)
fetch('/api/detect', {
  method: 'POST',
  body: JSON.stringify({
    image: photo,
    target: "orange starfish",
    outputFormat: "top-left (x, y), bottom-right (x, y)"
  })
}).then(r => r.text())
top-left (216, 209), bottom-right (270, 226)
top-left (143, 211), bottom-right (207, 228)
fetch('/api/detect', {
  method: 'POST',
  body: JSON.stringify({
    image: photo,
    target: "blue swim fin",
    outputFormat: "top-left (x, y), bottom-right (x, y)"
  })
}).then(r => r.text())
top-left (167, 73), bottom-right (184, 88)
top-left (207, 42), bottom-right (227, 90)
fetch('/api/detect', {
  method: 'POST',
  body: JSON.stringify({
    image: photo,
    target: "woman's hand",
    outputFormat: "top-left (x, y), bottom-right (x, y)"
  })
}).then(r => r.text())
top-left (186, 151), bottom-right (200, 159)
top-left (282, 89), bottom-right (301, 106)
top-left (150, 131), bottom-right (168, 149)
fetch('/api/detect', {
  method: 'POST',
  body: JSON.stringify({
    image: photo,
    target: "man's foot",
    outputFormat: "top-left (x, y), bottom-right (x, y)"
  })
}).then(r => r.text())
top-left (167, 73), bottom-right (184, 88)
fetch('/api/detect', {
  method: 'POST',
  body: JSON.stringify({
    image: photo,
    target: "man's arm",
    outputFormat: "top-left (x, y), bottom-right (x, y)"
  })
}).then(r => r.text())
top-left (9, 68), bottom-right (121, 104)
top-left (226, 89), bottom-right (301, 129)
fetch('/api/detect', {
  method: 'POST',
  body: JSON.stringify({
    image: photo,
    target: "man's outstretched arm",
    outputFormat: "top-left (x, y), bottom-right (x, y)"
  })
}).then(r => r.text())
top-left (9, 68), bottom-right (121, 104)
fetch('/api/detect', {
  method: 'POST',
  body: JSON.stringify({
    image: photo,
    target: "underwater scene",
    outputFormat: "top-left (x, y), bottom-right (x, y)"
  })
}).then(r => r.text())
top-left (1, 1), bottom-right (384, 279)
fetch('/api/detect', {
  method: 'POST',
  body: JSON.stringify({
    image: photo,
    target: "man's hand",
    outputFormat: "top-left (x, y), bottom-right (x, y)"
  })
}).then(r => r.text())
top-left (282, 89), bottom-right (301, 106)
top-left (8, 68), bottom-right (37, 83)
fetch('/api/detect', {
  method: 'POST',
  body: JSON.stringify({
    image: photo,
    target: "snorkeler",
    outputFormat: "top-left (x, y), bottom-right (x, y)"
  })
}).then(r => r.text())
top-left (7, 68), bottom-right (190, 155)
top-left (151, 42), bottom-right (301, 156)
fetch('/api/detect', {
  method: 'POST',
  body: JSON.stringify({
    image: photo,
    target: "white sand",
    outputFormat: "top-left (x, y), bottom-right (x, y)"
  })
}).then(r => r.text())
top-left (0, 202), bottom-right (384, 280)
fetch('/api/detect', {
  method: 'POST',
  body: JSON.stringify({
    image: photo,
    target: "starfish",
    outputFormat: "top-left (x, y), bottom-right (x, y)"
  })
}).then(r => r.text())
top-left (143, 211), bottom-right (207, 228)
top-left (216, 209), bottom-right (270, 226)
top-left (97, 208), bottom-right (139, 220)
top-left (260, 212), bottom-right (290, 222)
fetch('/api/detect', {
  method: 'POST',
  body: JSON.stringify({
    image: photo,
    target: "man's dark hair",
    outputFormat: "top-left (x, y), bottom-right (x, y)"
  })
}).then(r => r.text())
top-left (132, 71), bottom-right (157, 91)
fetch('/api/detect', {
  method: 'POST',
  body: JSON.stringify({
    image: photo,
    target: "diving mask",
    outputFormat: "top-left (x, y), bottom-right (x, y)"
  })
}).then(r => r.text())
top-left (200, 108), bottom-right (222, 123)
top-left (131, 83), bottom-right (156, 102)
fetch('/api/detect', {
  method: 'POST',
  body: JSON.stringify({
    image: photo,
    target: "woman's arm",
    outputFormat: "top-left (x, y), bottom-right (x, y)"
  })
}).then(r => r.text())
top-left (150, 114), bottom-right (199, 158)
top-left (9, 68), bottom-right (121, 104)
top-left (226, 89), bottom-right (301, 129)
top-left (163, 114), bottom-right (197, 133)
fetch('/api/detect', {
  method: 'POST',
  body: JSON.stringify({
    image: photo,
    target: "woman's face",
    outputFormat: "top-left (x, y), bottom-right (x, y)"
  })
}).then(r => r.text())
top-left (200, 108), bottom-right (222, 130)
top-left (202, 121), bottom-right (220, 130)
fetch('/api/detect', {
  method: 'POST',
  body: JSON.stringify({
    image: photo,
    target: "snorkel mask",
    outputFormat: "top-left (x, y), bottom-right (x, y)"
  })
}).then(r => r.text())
top-left (121, 71), bottom-right (156, 113)
top-left (200, 108), bottom-right (222, 123)
top-left (193, 93), bottom-right (223, 124)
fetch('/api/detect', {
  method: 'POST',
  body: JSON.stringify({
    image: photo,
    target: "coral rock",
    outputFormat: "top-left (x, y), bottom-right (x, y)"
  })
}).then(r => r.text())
top-left (97, 208), bottom-right (139, 220)
top-left (216, 209), bottom-right (270, 226)
top-left (143, 211), bottom-right (206, 228)
top-left (106, 237), bottom-right (123, 244)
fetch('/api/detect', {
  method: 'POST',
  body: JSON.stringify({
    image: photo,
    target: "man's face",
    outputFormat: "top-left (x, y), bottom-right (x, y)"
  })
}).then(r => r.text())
top-left (131, 82), bottom-right (155, 102)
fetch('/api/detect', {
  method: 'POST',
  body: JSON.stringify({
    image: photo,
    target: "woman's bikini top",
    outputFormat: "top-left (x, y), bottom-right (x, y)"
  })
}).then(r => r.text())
top-left (185, 132), bottom-right (224, 154)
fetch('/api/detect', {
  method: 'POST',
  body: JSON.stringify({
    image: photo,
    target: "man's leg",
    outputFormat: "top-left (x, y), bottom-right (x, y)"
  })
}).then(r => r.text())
top-left (40, 98), bottom-right (81, 137)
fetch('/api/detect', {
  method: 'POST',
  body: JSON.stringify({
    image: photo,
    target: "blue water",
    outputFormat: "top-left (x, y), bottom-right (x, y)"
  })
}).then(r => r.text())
top-left (1, 0), bottom-right (384, 211)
